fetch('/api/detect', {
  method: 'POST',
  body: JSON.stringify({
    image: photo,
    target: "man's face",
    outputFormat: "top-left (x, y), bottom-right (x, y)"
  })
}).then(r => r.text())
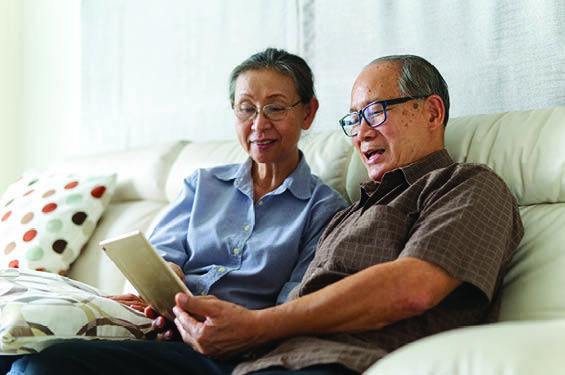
top-left (350, 62), bottom-right (441, 182)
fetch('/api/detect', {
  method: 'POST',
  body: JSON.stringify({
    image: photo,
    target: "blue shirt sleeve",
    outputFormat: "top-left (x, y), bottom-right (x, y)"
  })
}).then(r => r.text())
top-left (276, 184), bottom-right (347, 304)
top-left (148, 173), bottom-right (197, 267)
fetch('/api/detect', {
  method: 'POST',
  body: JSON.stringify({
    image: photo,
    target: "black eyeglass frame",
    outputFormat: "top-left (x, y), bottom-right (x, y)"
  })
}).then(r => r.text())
top-left (233, 99), bottom-right (303, 122)
top-left (339, 96), bottom-right (427, 137)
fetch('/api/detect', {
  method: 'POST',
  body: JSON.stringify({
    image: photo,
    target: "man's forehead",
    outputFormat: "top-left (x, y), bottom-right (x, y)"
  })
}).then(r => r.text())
top-left (350, 62), bottom-right (401, 110)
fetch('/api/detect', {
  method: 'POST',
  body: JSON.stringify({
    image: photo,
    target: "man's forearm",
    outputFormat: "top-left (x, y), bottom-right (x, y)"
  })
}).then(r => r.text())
top-left (256, 257), bottom-right (462, 343)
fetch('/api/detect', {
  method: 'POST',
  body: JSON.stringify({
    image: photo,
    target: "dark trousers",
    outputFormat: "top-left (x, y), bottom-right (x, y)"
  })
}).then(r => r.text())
top-left (1, 340), bottom-right (357, 375)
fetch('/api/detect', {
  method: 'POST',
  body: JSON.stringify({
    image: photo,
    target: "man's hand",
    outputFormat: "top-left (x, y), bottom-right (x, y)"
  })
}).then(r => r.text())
top-left (172, 293), bottom-right (265, 359)
top-left (106, 293), bottom-right (148, 312)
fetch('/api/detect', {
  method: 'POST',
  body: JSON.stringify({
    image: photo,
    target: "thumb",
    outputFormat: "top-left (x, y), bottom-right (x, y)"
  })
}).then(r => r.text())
top-left (175, 293), bottom-right (217, 319)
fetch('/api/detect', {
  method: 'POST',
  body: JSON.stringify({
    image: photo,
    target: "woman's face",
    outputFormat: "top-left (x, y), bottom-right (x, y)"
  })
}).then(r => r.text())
top-left (233, 69), bottom-right (316, 169)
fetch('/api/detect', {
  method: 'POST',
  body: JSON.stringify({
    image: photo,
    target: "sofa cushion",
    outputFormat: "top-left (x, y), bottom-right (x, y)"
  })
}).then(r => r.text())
top-left (499, 203), bottom-right (565, 321)
top-left (49, 141), bottom-right (187, 203)
top-left (0, 172), bottom-right (116, 275)
top-left (165, 141), bottom-right (248, 202)
top-left (445, 106), bottom-right (565, 206)
top-left (364, 319), bottom-right (565, 375)
top-left (298, 131), bottom-right (354, 201)
top-left (0, 268), bottom-right (153, 355)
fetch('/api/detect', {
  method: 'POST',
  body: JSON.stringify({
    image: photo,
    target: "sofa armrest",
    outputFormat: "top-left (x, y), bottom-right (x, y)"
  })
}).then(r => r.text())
top-left (365, 319), bottom-right (565, 375)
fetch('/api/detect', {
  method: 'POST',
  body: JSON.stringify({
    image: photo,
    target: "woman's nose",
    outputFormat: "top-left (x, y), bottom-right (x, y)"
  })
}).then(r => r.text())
top-left (251, 109), bottom-right (272, 131)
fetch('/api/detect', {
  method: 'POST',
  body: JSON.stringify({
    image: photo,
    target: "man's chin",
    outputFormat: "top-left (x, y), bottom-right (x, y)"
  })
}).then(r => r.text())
top-left (366, 165), bottom-right (388, 182)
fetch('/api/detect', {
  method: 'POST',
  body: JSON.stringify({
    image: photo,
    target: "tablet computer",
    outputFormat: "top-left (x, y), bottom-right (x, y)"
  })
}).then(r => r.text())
top-left (99, 230), bottom-right (191, 321)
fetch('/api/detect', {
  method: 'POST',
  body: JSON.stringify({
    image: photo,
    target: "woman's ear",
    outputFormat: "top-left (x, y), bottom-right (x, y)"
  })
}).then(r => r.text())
top-left (302, 98), bottom-right (319, 131)
top-left (424, 95), bottom-right (445, 130)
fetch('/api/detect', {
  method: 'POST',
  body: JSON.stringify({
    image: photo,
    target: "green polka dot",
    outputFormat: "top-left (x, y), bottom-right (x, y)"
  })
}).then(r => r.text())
top-left (26, 246), bottom-right (44, 261)
top-left (66, 194), bottom-right (83, 205)
top-left (46, 219), bottom-right (63, 232)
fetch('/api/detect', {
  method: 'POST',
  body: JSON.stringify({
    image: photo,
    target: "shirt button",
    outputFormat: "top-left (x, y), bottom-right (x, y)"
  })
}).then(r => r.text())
top-left (233, 248), bottom-right (239, 255)
top-left (244, 225), bottom-right (251, 231)
top-left (258, 200), bottom-right (264, 206)
top-left (218, 266), bottom-right (225, 272)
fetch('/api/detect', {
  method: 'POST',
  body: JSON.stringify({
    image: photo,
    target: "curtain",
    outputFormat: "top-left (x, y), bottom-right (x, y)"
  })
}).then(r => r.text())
top-left (81, 0), bottom-right (565, 154)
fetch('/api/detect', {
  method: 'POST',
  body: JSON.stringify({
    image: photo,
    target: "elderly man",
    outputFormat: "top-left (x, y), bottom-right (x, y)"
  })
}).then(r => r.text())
top-left (17, 55), bottom-right (524, 375)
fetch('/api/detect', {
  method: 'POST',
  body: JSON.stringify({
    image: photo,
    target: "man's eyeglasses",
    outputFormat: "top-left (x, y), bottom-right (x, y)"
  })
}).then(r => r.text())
top-left (233, 100), bottom-right (303, 122)
top-left (339, 96), bottom-right (426, 137)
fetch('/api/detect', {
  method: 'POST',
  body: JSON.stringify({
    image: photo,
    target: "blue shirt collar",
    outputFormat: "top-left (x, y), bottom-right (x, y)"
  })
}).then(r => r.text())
top-left (213, 150), bottom-right (313, 200)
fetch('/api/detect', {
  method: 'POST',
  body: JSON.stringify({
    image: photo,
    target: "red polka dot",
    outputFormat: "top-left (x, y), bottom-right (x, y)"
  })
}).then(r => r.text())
top-left (91, 186), bottom-right (106, 199)
top-left (35, 267), bottom-right (46, 272)
top-left (23, 229), bottom-right (37, 242)
top-left (8, 260), bottom-right (19, 268)
top-left (24, 189), bottom-right (35, 197)
top-left (1, 211), bottom-right (11, 221)
top-left (42, 203), bottom-right (58, 213)
top-left (65, 181), bottom-right (79, 189)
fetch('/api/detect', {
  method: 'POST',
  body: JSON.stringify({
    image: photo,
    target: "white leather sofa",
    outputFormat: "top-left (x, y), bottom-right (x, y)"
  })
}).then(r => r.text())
top-left (50, 106), bottom-right (565, 374)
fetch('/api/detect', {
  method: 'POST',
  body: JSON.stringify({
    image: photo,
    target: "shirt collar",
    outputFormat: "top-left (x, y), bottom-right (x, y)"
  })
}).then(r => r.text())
top-left (360, 149), bottom-right (454, 193)
top-left (400, 149), bottom-right (454, 185)
top-left (213, 150), bottom-right (313, 200)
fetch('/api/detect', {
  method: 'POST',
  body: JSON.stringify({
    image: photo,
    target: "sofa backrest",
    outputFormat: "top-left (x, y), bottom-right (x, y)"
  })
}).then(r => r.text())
top-left (443, 106), bottom-right (565, 322)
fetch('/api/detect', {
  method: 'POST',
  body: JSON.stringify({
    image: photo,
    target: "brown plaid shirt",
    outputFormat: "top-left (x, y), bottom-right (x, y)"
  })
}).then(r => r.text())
top-left (234, 150), bottom-right (524, 374)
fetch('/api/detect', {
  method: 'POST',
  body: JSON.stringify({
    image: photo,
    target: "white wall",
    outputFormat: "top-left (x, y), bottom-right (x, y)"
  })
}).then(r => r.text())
top-left (0, 0), bottom-right (21, 192)
top-left (20, 0), bottom-right (81, 172)
top-left (0, 0), bottom-right (81, 193)
top-left (80, 0), bottom-right (565, 156)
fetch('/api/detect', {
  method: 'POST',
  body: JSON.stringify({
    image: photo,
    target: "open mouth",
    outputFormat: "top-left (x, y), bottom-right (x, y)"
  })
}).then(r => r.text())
top-left (364, 149), bottom-right (385, 160)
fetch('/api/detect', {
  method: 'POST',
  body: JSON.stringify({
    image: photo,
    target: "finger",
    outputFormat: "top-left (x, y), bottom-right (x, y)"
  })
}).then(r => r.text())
top-left (129, 304), bottom-right (145, 312)
top-left (145, 306), bottom-right (159, 319)
top-left (156, 329), bottom-right (177, 341)
top-left (173, 317), bottom-right (203, 352)
top-left (175, 293), bottom-right (218, 319)
top-left (172, 305), bottom-right (201, 332)
top-left (152, 316), bottom-right (168, 331)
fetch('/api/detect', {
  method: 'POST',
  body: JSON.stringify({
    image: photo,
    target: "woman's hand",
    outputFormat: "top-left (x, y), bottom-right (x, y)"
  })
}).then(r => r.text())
top-left (144, 305), bottom-right (181, 341)
top-left (172, 293), bottom-right (266, 359)
top-left (167, 262), bottom-right (185, 281)
top-left (106, 293), bottom-right (148, 312)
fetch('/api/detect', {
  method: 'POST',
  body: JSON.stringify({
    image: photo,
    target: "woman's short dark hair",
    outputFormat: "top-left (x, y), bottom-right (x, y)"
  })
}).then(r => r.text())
top-left (229, 48), bottom-right (316, 104)
top-left (369, 55), bottom-right (450, 126)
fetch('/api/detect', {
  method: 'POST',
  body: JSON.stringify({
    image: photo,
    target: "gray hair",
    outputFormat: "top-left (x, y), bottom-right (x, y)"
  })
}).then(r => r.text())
top-left (229, 48), bottom-right (315, 104)
top-left (368, 55), bottom-right (450, 126)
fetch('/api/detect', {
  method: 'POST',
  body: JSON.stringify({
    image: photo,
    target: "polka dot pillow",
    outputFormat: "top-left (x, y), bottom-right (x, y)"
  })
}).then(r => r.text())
top-left (0, 172), bottom-right (116, 275)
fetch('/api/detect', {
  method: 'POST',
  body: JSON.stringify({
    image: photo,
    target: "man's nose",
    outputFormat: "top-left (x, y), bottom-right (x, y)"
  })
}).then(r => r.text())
top-left (356, 117), bottom-right (376, 139)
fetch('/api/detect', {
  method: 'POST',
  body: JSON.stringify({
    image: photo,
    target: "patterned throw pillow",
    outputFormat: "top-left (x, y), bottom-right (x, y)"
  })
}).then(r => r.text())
top-left (0, 172), bottom-right (116, 275)
top-left (0, 268), bottom-right (154, 354)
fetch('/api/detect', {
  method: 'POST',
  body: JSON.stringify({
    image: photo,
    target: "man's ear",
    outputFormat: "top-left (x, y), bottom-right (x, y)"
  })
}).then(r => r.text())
top-left (424, 95), bottom-right (445, 130)
top-left (302, 98), bottom-right (319, 131)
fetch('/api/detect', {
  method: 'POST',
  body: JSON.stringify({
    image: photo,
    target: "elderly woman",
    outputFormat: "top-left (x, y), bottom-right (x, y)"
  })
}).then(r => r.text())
top-left (2, 48), bottom-right (347, 375)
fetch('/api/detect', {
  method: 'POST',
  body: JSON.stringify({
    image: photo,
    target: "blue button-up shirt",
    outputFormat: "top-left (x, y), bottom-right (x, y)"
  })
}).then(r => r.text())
top-left (149, 154), bottom-right (347, 310)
